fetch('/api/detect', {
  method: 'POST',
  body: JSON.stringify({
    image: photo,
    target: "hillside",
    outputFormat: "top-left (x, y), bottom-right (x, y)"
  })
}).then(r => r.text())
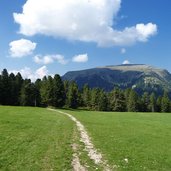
top-left (62, 64), bottom-right (171, 93)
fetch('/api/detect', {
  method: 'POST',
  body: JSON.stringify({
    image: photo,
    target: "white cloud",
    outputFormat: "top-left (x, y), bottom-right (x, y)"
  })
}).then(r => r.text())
top-left (122, 60), bottom-right (130, 65)
top-left (13, 0), bottom-right (157, 47)
top-left (9, 39), bottom-right (36, 58)
top-left (136, 23), bottom-right (157, 42)
top-left (72, 54), bottom-right (88, 63)
top-left (34, 54), bottom-right (68, 65)
top-left (9, 66), bottom-right (49, 81)
top-left (35, 66), bottom-right (49, 79)
top-left (121, 48), bottom-right (126, 54)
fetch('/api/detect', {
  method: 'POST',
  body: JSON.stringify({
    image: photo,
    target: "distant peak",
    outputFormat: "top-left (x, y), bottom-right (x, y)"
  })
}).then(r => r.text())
top-left (97, 64), bottom-right (164, 72)
top-left (98, 64), bottom-right (149, 68)
top-left (111, 64), bottom-right (147, 67)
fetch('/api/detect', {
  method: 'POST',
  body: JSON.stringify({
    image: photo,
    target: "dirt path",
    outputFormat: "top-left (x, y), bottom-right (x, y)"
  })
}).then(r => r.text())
top-left (72, 143), bottom-right (87, 171)
top-left (48, 109), bottom-right (111, 171)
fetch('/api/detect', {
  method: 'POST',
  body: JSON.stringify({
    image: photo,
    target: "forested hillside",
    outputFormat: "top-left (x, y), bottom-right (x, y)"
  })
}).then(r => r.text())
top-left (0, 68), bottom-right (171, 112)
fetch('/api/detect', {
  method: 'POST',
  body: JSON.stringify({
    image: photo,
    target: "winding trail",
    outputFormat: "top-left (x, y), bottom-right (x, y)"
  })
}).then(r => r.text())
top-left (48, 109), bottom-right (111, 171)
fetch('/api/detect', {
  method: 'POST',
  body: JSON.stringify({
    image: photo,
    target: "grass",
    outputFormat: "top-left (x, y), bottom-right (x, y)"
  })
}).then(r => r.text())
top-left (0, 106), bottom-right (75, 171)
top-left (63, 109), bottom-right (171, 171)
top-left (1, 106), bottom-right (171, 171)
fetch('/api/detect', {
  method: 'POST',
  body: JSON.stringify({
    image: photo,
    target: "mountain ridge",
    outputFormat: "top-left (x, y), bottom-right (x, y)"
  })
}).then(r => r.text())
top-left (62, 64), bottom-right (171, 94)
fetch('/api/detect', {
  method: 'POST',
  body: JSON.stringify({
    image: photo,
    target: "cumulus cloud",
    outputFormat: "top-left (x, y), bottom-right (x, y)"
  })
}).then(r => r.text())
top-left (72, 54), bottom-right (88, 63)
top-left (34, 54), bottom-right (68, 65)
top-left (35, 66), bottom-right (49, 79)
top-left (122, 60), bottom-right (130, 65)
top-left (10, 66), bottom-right (49, 81)
top-left (9, 39), bottom-right (36, 58)
top-left (13, 0), bottom-right (157, 47)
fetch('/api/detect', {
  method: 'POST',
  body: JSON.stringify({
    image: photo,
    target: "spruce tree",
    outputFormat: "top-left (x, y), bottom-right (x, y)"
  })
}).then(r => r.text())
top-left (46, 76), bottom-right (54, 106)
top-left (9, 73), bottom-right (17, 105)
top-left (149, 93), bottom-right (156, 112)
top-left (20, 80), bottom-right (37, 106)
top-left (110, 88), bottom-right (126, 112)
top-left (141, 92), bottom-right (150, 112)
top-left (161, 91), bottom-right (170, 113)
top-left (52, 74), bottom-right (65, 107)
top-left (127, 90), bottom-right (138, 112)
top-left (40, 76), bottom-right (48, 106)
top-left (66, 82), bottom-right (79, 108)
top-left (1, 69), bottom-right (10, 105)
top-left (98, 89), bottom-right (108, 111)
top-left (90, 88), bottom-right (100, 110)
top-left (124, 88), bottom-right (132, 111)
top-left (82, 84), bottom-right (91, 108)
top-left (156, 96), bottom-right (162, 112)
top-left (15, 72), bottom-right (23, 105)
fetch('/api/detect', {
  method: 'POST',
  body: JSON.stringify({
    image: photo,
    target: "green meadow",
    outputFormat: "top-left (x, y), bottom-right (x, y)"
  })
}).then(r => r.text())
top-left (63, 109), bottom-right (171, 171)
top-left (0, 106), bottom-right (74, 171)
top-left (1, 106), bottom-right (171, 170)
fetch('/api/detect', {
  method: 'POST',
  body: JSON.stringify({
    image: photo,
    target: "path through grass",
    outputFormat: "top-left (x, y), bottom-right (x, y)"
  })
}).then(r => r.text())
top-left (1, 106), bottom-right (171, 171)
top-left (63, 110), bottom-right (171, 171)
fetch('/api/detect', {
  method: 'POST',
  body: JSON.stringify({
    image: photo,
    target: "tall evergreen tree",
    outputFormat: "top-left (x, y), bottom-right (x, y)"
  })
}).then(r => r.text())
top-left (149, 93), bottom-right (156, 112)
top-left (82, 84), bottom-right (91, 108)
top-left (20, 80), bottom-right (37, 106)
top-left (52, 74), bottom-right (65, 107)
top-left (141, 92), bottom-right (150, 112)
top-left (156, 96), bottom-right (162, 112)
top-left (34, 79), bottom-right (42, 107)
top-left (90, 88), bottom-right (100, 110)
top-left (98, 89), bottom-right (108, 111)
top-left (1, 69), bottom-right (10, 105)
top-left (124, 88), bottom-right (132, 111)
top-left (66, 82), bottom-right (80, 108)
top-left (46, 76), bottom-right (54, 106)
top-left (0, 75), bottom-right (2, 104)
top-left (110, 88), bottom-right (126, 112)
top-left (9, 73), bottom-right (17, 105)
top-left (15, 72), bottom-right (23, 105)
top-left (127, 90), bottom-right (139, 112)
top-left (161, 91), bottom-right (170, 113)
top-left (40, 76), bottom-right (48, 106)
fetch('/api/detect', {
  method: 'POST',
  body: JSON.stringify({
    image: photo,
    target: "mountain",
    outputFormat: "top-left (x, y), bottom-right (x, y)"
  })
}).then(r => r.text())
top-left (62, 64), bottom-right (171, 94)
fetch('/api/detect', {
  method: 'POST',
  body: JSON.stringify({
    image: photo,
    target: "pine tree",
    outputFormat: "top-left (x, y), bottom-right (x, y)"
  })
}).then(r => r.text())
top-left (1, 69), bottom-right (10, 105)
top-left (110, 88), bottom-right (126, 112)
top-left (98, 89), bottom-right (108, 111)
top-left (149, 93), bottom-right (156, 112)
top-left (124, 88), bottom-right (132, 111)
top-left (34, 79), bottom-right (42, 107)
top-left (0, 75), bottom-right (2, 104)
top-left (40, 76), bottom-right (50, 106)
top-left (9, 73), bottom-right (17, 105)
top-left (66, 82), bottom-right (80, 108)
top-left (52, 74), bottom-right (65, 107)
top-left (82, 84), bottom-right (91, 108)
top-left (15, 72), bottom-right (23, 105)
top-left (141, 92), bottom-right (150, 112)
top-left (127, 90), bottom-right (138, 112)
top-left (90, 88), bottom-right (100, 110)
top-left (156, 96), bottom-right (162, 112)
top-left (20, 80), bottom-right (37, 106)
top-left (47, 76), bottom-right (54, 106)
top-left (161, 91), bottom-right (170, 113)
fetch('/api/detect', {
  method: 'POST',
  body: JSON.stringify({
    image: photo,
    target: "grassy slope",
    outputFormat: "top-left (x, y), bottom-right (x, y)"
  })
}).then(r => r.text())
top-left (64, 110), bottom-right (171, 171)
top-left (0, 106), bottom-right (74, 171)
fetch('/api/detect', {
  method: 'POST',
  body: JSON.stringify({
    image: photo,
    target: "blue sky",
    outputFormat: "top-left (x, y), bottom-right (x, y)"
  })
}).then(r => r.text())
top-left (0, 0), bottom-right (171, 79)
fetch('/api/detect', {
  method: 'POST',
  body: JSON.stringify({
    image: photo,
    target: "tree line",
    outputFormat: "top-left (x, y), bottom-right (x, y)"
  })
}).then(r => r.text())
top-left (0, 69), bottom-right (171, 113)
